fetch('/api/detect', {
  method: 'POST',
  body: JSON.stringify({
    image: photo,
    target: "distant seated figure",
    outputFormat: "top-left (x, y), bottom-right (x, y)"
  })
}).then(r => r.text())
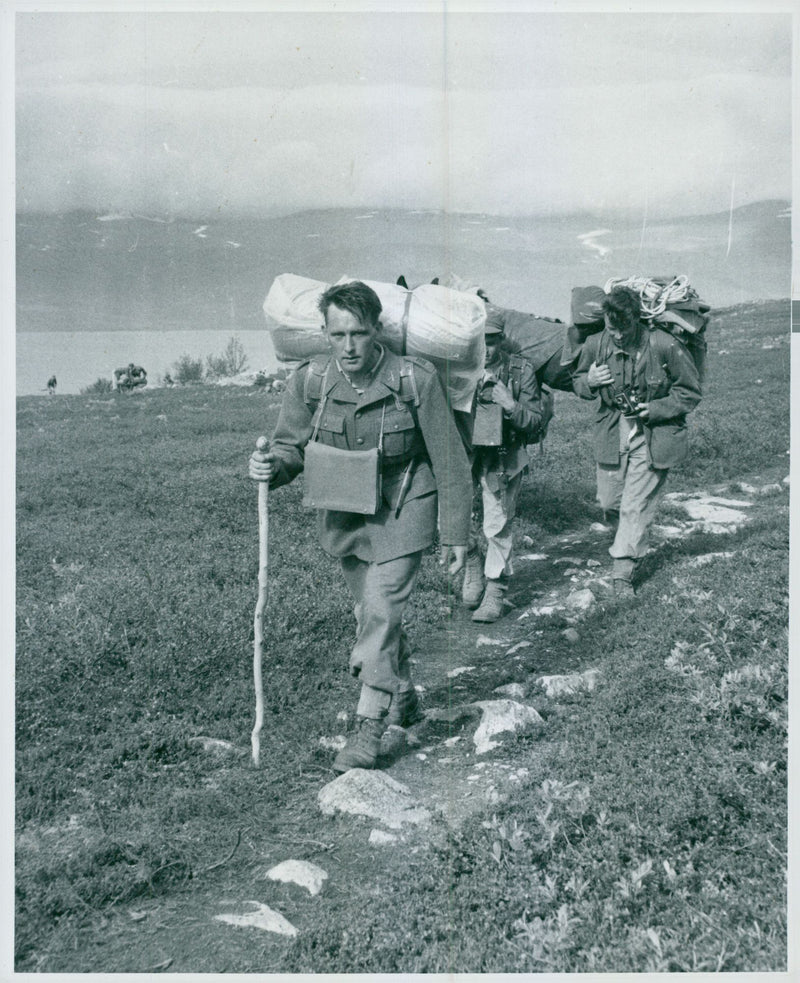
top-left (114, 363), bottom-right (148, 392)
top-left (46, 375), bottom-right (57, 395)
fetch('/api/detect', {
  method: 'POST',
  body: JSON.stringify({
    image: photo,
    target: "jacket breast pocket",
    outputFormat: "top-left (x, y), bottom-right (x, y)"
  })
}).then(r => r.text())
top-left (382, 407), bottom-right (417, 457)
top-left (312, 409), bottom-right (347, 450)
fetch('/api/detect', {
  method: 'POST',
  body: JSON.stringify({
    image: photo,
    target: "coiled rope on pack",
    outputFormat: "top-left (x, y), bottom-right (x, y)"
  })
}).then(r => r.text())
top-left (604, 275), bottom-right (695, 320)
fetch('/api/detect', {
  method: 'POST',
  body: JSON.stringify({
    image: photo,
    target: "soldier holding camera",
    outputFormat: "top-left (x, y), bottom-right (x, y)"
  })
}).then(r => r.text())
top-left (249, 281), bottom-right (471, 773)
top-left (572, 286), bottom-right (702, 597)
top-left (461, 312), bottom-right (547, 622)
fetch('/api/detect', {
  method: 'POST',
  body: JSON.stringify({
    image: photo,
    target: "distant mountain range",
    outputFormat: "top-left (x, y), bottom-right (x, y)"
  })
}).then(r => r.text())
top-left (16, 200), bottom-right (790, 332)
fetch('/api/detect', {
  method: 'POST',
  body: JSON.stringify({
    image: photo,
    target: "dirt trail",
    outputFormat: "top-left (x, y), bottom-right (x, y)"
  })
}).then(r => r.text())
top-left (71, 473), bottom-right (786, 972)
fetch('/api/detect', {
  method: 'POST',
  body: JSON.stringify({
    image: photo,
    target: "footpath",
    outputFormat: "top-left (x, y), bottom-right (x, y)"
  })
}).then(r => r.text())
top-left (97, 472), bottom-right (787, 971)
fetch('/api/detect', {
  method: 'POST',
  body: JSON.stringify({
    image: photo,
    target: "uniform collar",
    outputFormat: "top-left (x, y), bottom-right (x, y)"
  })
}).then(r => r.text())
top-left (324, 347), bottom-right (405, 404)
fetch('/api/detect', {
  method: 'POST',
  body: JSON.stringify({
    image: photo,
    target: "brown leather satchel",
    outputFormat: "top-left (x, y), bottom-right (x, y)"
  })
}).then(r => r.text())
top-left (302, 377), bottom-right (385, 514)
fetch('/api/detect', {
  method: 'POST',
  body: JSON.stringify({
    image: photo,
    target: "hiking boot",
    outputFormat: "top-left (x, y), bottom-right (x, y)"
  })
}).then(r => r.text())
top-left (461, 549), bottom-right (485, 609)
top-left (613, 578), bottom-right (635, 599)
top-left (332, 716), bottom-right (386, 773)
top-left (472, 578), bottom-right (507, 623)
top-left (386, 689), bottom-right (425, 728)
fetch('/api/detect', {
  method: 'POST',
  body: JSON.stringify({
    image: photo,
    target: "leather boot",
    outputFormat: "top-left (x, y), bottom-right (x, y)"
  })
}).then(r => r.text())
top-left (461, 548), bottom-right (485, 609)
top-left (386, 689), bottom-right (425, 728)
top-left (332, 716), bottom-right (386, 773)
top-left (471, 578), bottom-right (507, 623)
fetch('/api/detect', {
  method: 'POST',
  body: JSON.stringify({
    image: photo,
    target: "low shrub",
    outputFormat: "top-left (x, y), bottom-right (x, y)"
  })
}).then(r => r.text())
top-left (80, 377), bottom-right (113, 395)
top-left (206, 336), bottom-right (248, 379)
top-left (171, 354), bottom-right (205, 385)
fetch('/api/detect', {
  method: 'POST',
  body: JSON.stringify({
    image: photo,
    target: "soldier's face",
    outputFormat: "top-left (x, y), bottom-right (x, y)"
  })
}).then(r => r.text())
top-left (324, 304), bottom-right (380, 375)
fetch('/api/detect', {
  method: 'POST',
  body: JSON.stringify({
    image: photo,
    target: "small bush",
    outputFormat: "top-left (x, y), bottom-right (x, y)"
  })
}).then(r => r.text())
top-left (206, 336), bottom-right (249, 379)
top-left (80, 377), bottom-right (113, 395)
top-left (171, 354), bottom-right (205, 385)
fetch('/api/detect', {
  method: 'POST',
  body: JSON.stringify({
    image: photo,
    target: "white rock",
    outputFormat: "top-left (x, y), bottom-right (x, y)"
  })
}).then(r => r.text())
top-left (562, 628), bottom-right (580, 643)
top-left (590, 522), bottom-right (611, 532)
top-left (522, 535), bottom-right (534, 546)
top-left (470, 699), bottom-right (544, 754)
top-left (215, 902), bottom-right (298, 936)
top-left (266, 860), bottom-right (328, 896)
top-left (318, 770), bottom-right (431, 828)
top-left (476, 635), bottom-right (510, 647)
top-left (447, 666), bottom-right (476, 678)
top-left (506, 640), bottom-right (533, 654)
top-left (685, 552), bottom-right (735, 568)
top-left (553, 556), bottom-right (582, 566)
top-left (651, 524), bottom-right (687, 540)
top-left (537, 669), bottom-right (601, 698)
top-left (444, 736), bottom-right (462, 747)
top-left (564, 588), bottom-right (596, 614)
top-left (586, 559), bottom-right (601, 568)
top-left (493, 682), bottom-right (526, 699)
top-left (782, 474), bottom-right (790, 486)
top-left (518, 553), bottom-right (549, 561)
top-left (757, 483), bottom-right (783, 496)
top-left (318, 735), bottom-right (347, 751)
top-left (369, 829), bottom-right (398, 845)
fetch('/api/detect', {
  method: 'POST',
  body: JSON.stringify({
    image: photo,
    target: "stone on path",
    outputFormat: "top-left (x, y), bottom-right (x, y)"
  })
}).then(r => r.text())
top-left (518, 553), bottom-right (549, 561)
top-left (215, 902), bottom-right (298, 936)
top-left (447, 665), bottom-right (475, 678)
top-left (564, 588), bottom-right (596, 615)
top-left (536, 669), bottom-right (601, 698)
top-left (493, 682), bottom-right (527, 699)
top-left (318, 735), bottom-right (347, 751)
top-left (470, 699), bottom-right (544, 754)
top-left (663, 493), bottom-right (752, 533)
top-left (476, 635), bottom-right (511, 647)
top-left (685, 551), bottom-right (735, 568)
top-left (369, 829), bottom-right (399, 845)
top-left (506, 640), bottom-right (533, 654)
top-left (562, 627), bottom-right (580, 643)
top-left (318, 769), bottom-right (431, 829)
top-left (265, 859), bottom-right (328, 896)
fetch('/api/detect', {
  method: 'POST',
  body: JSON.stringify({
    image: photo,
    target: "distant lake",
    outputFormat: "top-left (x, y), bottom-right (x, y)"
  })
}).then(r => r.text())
top-left (16, 330), bottom-right (280, 397)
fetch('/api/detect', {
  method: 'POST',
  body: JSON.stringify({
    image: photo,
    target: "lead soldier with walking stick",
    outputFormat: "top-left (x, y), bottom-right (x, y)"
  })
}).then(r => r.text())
top-left (249, 281), bottom-right (472, 773)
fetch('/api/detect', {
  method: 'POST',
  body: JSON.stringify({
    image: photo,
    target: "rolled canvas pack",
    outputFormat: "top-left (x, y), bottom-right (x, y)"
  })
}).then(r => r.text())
top-left (263, 273), bottom-right (486, 411)
top-left (302, 441), bottom-right (382, 515)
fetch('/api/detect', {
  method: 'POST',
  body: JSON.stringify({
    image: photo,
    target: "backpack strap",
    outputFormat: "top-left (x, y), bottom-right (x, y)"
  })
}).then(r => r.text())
top-left (302, 356), bottom-right (332, 407)
top-left (507, 354), bottom-right (527, 400)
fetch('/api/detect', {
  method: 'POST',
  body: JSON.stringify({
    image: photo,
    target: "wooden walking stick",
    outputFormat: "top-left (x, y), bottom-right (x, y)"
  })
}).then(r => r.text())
top-left (251, 436), bottom-right (270, 767)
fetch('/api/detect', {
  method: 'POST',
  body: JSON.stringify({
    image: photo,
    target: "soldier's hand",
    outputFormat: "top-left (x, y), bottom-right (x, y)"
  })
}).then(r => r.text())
top-left (587, 361), bottom-right (613, 388)
top-left (490, 379), bottom-right (516, 412)
top-left (636, 404), bottom-right (650, 422)
top-left (441, 545), bottom-right (467, 576)
top-left (249, 451), bottom-right (277, 482)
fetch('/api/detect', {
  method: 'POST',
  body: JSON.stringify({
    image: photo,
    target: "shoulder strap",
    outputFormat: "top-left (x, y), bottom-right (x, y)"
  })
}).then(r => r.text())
top-left (398, 361), bottom-right (420, 406)
top-left (303, 356), bottom-right (332, 406)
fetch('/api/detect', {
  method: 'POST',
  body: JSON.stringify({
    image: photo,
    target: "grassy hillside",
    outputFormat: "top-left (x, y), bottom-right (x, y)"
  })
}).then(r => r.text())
top-left (15, 299), bottom-right (789, 971)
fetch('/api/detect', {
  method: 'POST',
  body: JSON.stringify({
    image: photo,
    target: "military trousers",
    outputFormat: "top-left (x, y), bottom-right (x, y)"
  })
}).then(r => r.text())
top-left (474, 470), bottom-right (524, 580)
top-left (596, 429), bottom-right (668, 575)
top-left (340, 551), bottom-right (422, 719)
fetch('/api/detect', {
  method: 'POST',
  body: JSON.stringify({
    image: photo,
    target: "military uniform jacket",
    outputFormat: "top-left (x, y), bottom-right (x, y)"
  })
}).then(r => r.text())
top-left (573, 327), bottom-right (702, 469)
top-left (268, 349), bottom-right (473, 562)
top-left (472, 351), bottom-right (545, 482)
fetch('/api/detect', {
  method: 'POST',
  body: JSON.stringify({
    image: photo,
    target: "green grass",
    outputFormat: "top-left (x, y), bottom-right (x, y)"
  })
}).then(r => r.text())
top-left (15, 300), bottom-right (789, 971)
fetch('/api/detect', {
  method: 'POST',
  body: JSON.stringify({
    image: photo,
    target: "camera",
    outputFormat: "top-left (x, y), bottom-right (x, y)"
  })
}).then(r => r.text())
top-left (610, 388), bottom-right (644, 416)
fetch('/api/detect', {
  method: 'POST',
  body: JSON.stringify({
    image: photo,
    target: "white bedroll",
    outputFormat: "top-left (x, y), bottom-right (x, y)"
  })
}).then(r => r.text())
top-left (263, 273), bottom-right (486, 412)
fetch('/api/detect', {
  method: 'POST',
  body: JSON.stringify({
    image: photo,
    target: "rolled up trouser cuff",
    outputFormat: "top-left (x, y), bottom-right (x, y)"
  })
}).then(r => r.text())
top-left (357, 684), bottom-right (392, 719)
top-left (612, 558), bottom-right (637, 582)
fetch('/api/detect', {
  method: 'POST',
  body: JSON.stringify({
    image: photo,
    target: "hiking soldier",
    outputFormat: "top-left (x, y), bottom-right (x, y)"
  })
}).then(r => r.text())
top-left (249, 281), bottom-right (472, 772)
top-left (462, 309), bottom-right (549, 622)
top-left (572, 286), bottom-right (702, 597)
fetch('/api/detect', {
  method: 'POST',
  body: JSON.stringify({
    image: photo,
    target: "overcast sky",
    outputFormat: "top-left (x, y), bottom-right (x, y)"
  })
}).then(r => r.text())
top-left (14, 7), bottom-right (792, 219)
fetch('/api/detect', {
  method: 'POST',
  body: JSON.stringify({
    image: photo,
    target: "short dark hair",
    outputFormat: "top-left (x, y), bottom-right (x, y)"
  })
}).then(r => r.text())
top-left (319, 281), bottom-right (382, 327)
top-left (602, 286), bottom-right (641, 325)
